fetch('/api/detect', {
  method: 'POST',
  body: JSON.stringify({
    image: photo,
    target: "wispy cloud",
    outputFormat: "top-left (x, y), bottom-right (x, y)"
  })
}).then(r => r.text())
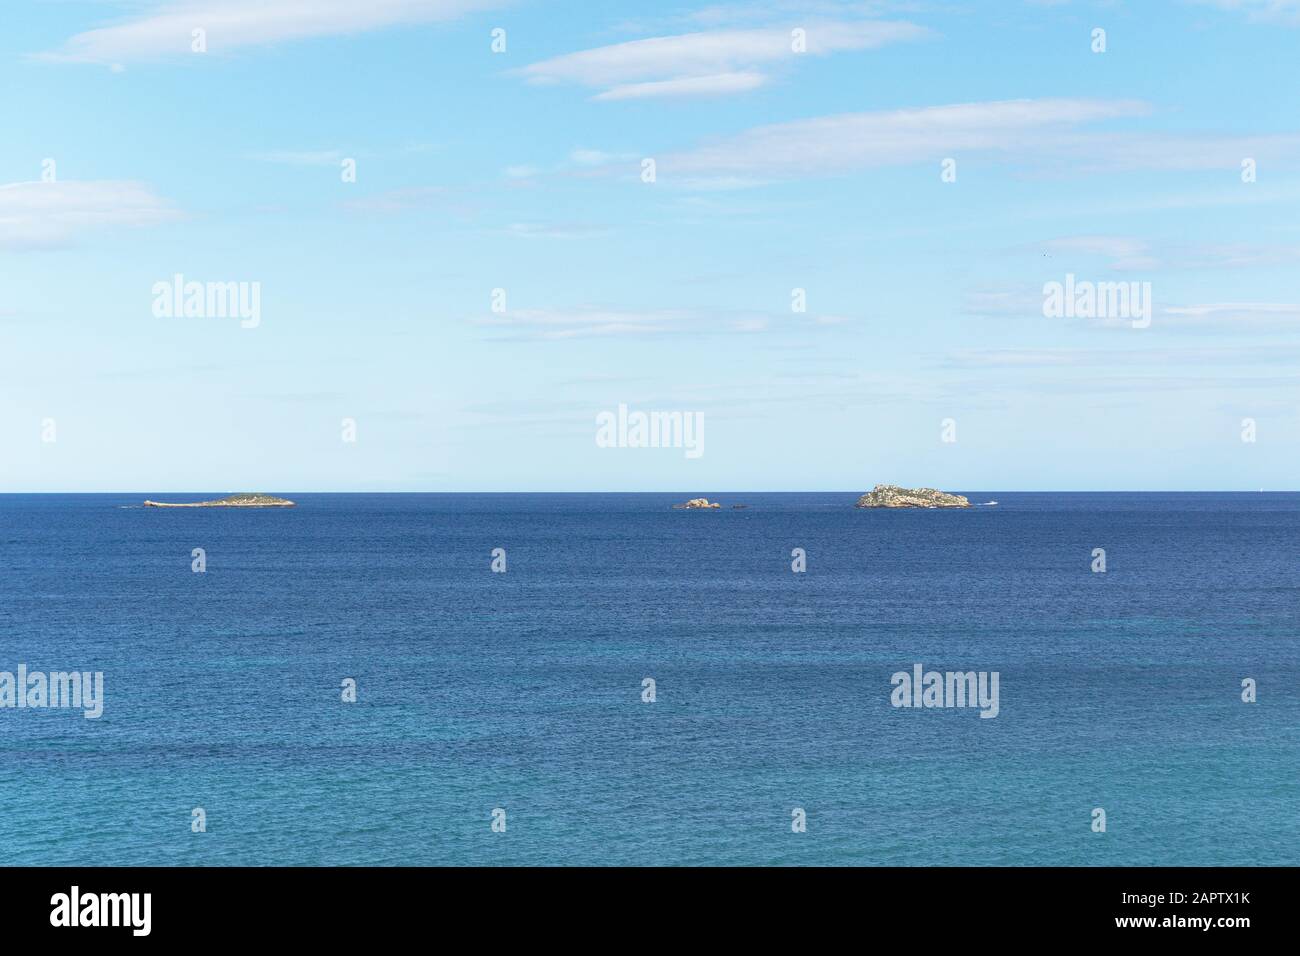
top-left (964, 288), bottom-right (1044, 318)
top-left (473, 304), bottom-right (847, 339)
top-left (500, 148), bottom-right (639, 182)
top-left (649, 99), bottom-right (1300, 186)
top-left (477, 307), bottom-right (690, 339)
top-left (966, 282), bottom-right (1300, 332)
top-left (342, 186), bottom-right (477, 216)
top-left (247, 144), bottom-right (435, 165)
top-left (570, 149), bottom-right (619, 166)
top-left (658, 98), bottom-right (1153, 182)
top-left (36, 0), bottom-right (505, 65)
top-left (595, 71), bottom-right (768, 101)
top-left (1163, 301), bottom-right (1300, 328)
top-left (1035, 236), bottom-right (1300, 271)
top-left (1037, 237), bottom-right (1159, 271)
top-left (946, 344), bottom-right (1300, 369)
top-left (1188, 0), bottom-right (1300, 25)
top-left (0, 180), bottom-right (179, 248)
top-left (503, 222), bottom-right (611, 240)
top-left (1068, 131), bottom-right (1300, 173)
top-left (246, 149), bottom-right (346, 166)
top-left (517, 20), bottom-right (930, 100)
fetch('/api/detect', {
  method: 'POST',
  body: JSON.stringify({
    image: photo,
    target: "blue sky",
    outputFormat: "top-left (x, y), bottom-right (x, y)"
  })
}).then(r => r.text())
top-left (2, 0), bottom-right (1298, 492)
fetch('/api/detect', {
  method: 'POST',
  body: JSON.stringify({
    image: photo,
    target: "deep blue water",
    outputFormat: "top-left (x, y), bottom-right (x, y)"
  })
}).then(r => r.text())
top-left (1, 492), bottom-right (1296, 866)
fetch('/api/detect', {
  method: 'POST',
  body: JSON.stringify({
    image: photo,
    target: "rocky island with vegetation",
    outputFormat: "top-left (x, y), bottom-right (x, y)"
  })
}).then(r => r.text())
top-left (855, 485), bottom-right (969, 509)
top-left (143, 493), bottom-right (296, 508)
top-left (673, 497), bottom-right (722, 509)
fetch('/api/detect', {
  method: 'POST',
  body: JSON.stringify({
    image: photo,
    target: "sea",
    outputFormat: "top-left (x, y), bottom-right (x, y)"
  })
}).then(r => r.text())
top-left (1, 492), bottom-right (1296, 866)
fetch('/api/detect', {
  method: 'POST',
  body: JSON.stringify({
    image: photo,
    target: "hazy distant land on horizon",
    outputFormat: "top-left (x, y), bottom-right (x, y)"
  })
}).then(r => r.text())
top-left (1, 492), bottom-right (1296, 865)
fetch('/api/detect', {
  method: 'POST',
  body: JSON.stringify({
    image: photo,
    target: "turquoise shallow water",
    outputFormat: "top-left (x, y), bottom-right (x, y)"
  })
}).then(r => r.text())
top-left (0, 492), bottom-right (1296, 865)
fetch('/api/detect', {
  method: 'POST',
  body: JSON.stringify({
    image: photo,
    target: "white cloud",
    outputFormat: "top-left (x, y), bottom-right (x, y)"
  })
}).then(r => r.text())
top-left (966, 282), bottom-right (1300, 332)
top-left (478, 307), bottom-right (689, 339)
top-left (504, 222), bottom-right (611, 240)
top-left (246, 149), bottom-right (345, 166)
top-left (37, 0), bottom-right (504, 64)
top-left (1166, 302), bottom-right (1300, 317)
top-left (501, 149), bottom-right (639, 183)
top-left (1038, 237), bottom-right (1300, 272)
top-left (654, 100), bottom-right (1300, 185)
top-left (1069, 131), bottom-right (1300, 172)
top-left (342, 186), bottom-right (458, 214)
top-left (517, 20), bottom-right (930, 100)
top-left (566, 149), bottom-right (638, 167)
top-left (1039, 236), bottom-right (1156, 271)
top-left (474, 303), bottom-right (852, 339)
top-left (594, 71), bottom-right (767, 101)
top-left (1184, 245), bottom-right (1300, 269)
top-left (1189, 0), bottom-right (1300, 25)
top-left (569, 149), bottom-right (615, 166)
top-left (947, 345), bottom-right (1300, 369)
top-left (1163, 302), bottom-right (1300, 329)
top-left (0, 180), bottom-right (179, 248)
top-left (964, 289), bottom-right (1044, 317)
top-left (660, 98), bottom-right (1152, 179)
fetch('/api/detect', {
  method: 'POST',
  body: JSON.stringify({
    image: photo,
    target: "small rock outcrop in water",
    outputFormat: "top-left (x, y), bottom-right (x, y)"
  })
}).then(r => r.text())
top-left (143, 493), bottom-right (295, 508)
top-left (673, 497), bottom-right (722, 509)
top-left (855, 485), bottom-right (969, 509)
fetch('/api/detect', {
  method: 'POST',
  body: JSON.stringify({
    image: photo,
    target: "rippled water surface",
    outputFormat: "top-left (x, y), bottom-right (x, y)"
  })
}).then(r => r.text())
top-left (1, 492), bottom-right (1296, 865)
